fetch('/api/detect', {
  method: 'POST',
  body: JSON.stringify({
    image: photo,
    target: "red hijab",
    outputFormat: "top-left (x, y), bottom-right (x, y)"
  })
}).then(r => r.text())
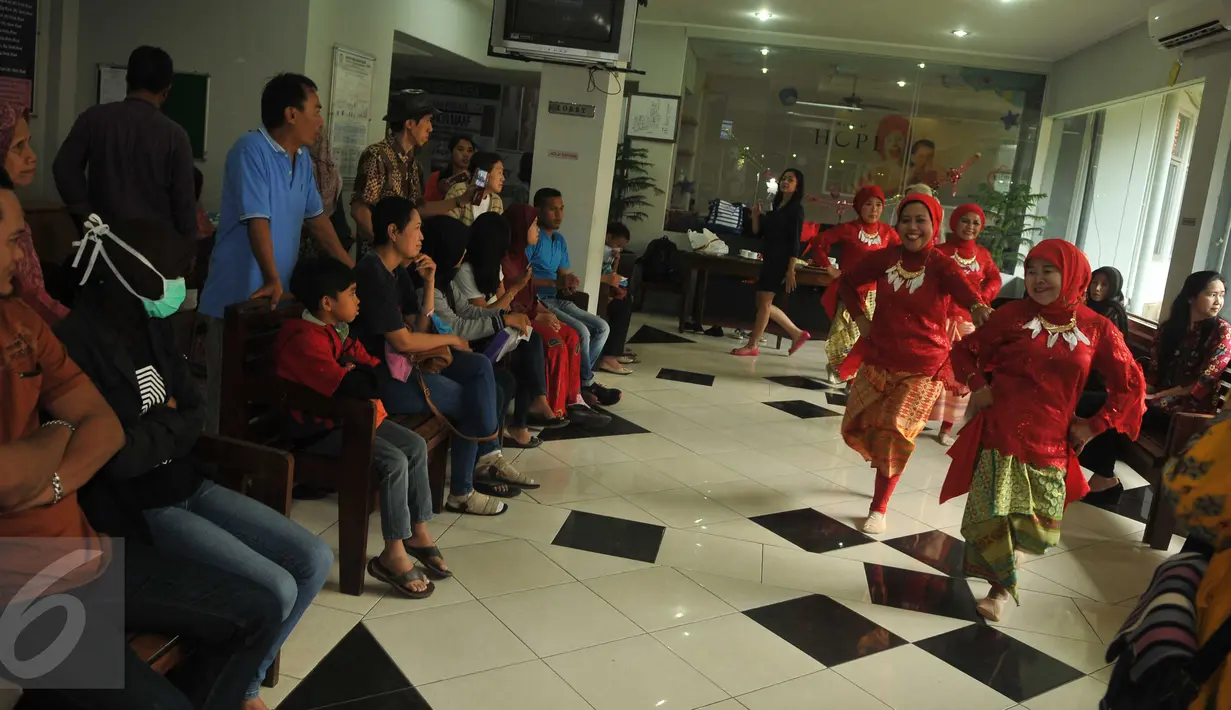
top-left (947, 204), bottom-right (985, 257)
top-left (502, 203), bottom-right (539, 313)
top-left (895, 193), bottom-right (943, 249)
top-left (1025, 239), bottom-right (1091, 323)
top-left (854, 186), bottom-right (885, 224)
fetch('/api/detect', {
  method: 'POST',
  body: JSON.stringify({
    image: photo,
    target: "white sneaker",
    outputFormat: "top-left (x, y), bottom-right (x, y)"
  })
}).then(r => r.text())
top-left (976, 588), bottom-right (1011, 622)
top-left (861, 511), bottom-right (887, 535)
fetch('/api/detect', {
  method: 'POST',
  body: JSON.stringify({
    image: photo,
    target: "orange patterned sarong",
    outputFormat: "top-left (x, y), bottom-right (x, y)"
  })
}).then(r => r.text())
top-left (842, 364), bottom-right (944, 477)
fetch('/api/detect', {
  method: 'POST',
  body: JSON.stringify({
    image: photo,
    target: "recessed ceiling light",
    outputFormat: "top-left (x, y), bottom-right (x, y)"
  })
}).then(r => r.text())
top-left (792, 153), bottom-right (797, 157)
top-left (840, 159), bottom-right (845, 164)
top-left (897, 80), bottom-right (907, 87)
top-left (753, 10), bottom-right (773, 21)
top-left (760, 47), bottom-right (770, 56)
top-left (918, 62), bottom-right (926, 69)
top-left (761, 67), bottom-right (768, 74)
top-left (952, 29), bottom-right (969, 37)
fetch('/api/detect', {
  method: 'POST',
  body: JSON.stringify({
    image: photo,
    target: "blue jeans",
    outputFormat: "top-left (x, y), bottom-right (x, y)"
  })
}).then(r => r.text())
top-left (544, 298), bottom-right (610, 385)
top-left (305, 419), bottom-right (433, 537)
top-left (142, 480), bottom-right (333, 699)
top-left (380, 350), bottom-right (499, 496)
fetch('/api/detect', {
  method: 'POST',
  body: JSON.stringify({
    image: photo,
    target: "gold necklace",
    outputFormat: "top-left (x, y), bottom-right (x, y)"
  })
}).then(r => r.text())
top-left (952, 253), bottom-right (979, 268)
top-left (1038, 314), bottom-right (1077, 334)
top-left (892, 261), bottom-right (926, 280)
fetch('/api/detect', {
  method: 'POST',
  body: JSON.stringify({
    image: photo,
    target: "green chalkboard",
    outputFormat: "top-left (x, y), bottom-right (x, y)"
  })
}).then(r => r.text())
top-left (162, 73), bottom-right (210, 161)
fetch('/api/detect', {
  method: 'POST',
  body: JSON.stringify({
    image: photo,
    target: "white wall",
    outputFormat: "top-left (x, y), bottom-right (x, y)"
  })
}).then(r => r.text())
top-left (71, 0), bottom-right (311, 211)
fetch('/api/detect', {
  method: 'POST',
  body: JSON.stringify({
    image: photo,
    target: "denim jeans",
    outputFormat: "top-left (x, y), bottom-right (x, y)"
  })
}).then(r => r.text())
top-left (379, 350), bottom-right (499, 496)
top-left (304, 419), bottom-right (434, 538)
top-left (141, 481), bottom-right (333, 700)
top-left (543, 298), bottom-right (610, 385)
top-left (16, 542), bottom-right (282, 710)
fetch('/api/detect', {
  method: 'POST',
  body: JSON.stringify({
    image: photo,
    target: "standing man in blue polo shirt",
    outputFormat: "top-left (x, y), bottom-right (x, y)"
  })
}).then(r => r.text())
top-left (199, 72), bottom-right (353, 432)
top-left (527, 188), bottom-right (621, 406)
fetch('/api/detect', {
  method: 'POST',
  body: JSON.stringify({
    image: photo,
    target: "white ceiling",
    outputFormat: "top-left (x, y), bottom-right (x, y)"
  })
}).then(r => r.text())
top-left (638, 0), bottom-right (1157, 63)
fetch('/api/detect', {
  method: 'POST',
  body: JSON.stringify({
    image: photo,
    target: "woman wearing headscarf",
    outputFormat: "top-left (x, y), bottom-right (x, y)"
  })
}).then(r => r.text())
top-left (1087, 265), bottom-right (1128, 335)
top-left (2, 102), bottom-right (69, 323)
top-left (942, 239), bottom-right (1146, 621)
top-left (807, 185), bottom-right (899, 382)
top-left (502, 204), bottom-right (608, 426)
top-left (835, 193), bottom-right (993, 535)
top-left (930, 204), bottom-right (1002, 445)
top-left (732, 168), bottom-right (811, 357)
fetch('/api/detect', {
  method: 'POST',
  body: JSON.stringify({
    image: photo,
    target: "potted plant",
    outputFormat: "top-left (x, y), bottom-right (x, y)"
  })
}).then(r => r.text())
top-left (609, 141), bottom-right (665, 223)
top-left (973, 182), bottom-right (1048, 272)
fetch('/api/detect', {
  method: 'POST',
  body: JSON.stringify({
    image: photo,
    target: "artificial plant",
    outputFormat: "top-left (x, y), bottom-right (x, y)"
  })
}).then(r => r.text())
top-left (609, 141), bottom-right (665, 223)
top-left (973, 182), bottom-right (1048, 272)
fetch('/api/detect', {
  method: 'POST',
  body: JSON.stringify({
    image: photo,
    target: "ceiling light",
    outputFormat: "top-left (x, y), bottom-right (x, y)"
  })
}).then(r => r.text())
top-left (760, 47), bottom-right (770, 56)
top-left (753, 10), bottom-right (773, 21)
top-left (897, 80), bottom-right (907, 87)
top-left (795, 99), bottom-right (863, 112)
top-left (952, 29), bottom-right (969, 37)
top-left (840, 159), bottom-right (845, 164)
top-left (792, 153), bottom-right (797, 157)
top-left (848, 124), bottom-right (854, 129)
top-left (761, 67), bottom-right (768, 74)
top-left (918, 62), bottom-right (926, 69)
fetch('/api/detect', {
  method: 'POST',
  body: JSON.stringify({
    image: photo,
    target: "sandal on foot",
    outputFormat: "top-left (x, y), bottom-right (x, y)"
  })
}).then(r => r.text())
top-left (503, 433), bottom-right (543, 449)
top-left (480, 454), bottom-right (540, 489)
top-left (617, 354), bottom-right (639, 365)
top-left (527, 413), bottom-right (569, 429)
top-left (446, 491), bottom-right (509, 516)
top-left (367, 557), bottom-right (435, 599)
top-left (473, 477), bottom-right (521, 498)
top-left (976, 588), bottom-right (1011, 622)
top-left (404, 544), bottom-right (451, 579)
top-left (731, 346), bottom-right (759, 357)
top-left (788, 331), bottom-right (812, 356)
top-left (599, 363), bottom-right (634, 375)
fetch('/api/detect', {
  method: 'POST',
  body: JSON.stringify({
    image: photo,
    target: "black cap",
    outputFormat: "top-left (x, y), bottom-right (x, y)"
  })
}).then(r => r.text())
top-left (384, 90), bottom-right (438, 124)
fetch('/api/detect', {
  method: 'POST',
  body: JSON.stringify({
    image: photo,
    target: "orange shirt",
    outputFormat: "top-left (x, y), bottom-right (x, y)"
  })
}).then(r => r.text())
top-left (0, 298), bottom-right (106, 601)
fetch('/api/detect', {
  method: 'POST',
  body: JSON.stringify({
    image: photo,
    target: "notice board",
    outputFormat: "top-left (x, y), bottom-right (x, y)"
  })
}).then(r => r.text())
top-left (0, 0), bottom-right (37, 109)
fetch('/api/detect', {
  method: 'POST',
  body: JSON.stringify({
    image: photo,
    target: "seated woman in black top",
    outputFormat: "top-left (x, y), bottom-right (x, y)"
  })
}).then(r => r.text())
top-left (55, 217), bottom-right (332, 706)
top-left (732, 168), bottom-right (812, 357)
top-left (1087, 266), bottom-right (1129, 335)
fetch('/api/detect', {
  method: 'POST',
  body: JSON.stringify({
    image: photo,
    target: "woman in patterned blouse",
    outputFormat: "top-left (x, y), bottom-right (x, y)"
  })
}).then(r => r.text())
top-left (1081, 270), bottom-right (1229, 505)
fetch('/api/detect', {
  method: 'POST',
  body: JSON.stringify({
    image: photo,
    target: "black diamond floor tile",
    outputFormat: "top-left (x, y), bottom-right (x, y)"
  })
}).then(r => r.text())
top-left (865, 563), bottom-right (982, 622)
top-left (628, 325), bottom-right (695, 344)
top-left (552, 510), bottom-right (665, 563)
top-left (763, 400), bottom-right (840, 419)
top-left (314, 690), bottom-right (434, 709)
top-left (278, 624), bottom-right (418, 710)
top-left (744, 594), bottom-right (909, 667)
top-left (883, 530), bottom-right (967, 577)
top-left (915, 624), bottom-right (1085, 702)
top-left (1085, 484), bottom-right (1152, 525)
top-left (538, 407), bottom-right (649, 441)
top-left (825, 391), bottom-right (849, 406)
top-left (765, 375), bottom-right (832, 391)
top-left (750, 508), bottom-right (875, 554)
top-left (657, 368), bottom-right (715, 386)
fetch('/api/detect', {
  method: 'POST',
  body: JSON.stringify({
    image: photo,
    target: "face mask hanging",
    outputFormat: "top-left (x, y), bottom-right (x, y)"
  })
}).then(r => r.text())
top-left (71, 215), bottom-right (188, 319)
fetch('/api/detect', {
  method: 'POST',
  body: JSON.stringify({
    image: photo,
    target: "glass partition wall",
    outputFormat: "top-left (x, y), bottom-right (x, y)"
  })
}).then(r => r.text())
top-left (681, 40), bottom-right (1046, 244)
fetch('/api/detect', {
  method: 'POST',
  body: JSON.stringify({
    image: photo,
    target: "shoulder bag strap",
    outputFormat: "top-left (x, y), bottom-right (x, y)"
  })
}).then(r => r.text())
top-left (413, 371), bottom-right (499, 443)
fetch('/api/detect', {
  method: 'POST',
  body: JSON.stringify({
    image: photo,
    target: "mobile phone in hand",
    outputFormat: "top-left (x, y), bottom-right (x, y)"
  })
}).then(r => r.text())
top-left (470, 169), bottom-right (489, 205)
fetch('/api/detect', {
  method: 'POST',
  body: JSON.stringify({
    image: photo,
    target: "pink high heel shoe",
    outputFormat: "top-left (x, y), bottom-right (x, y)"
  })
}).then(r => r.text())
top-left (789, 331), bottom-right (812, 356)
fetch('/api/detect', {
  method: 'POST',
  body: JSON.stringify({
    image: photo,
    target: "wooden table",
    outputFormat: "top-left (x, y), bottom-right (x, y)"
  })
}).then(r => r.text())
top-left (678, 252), bottom-right (833, 347)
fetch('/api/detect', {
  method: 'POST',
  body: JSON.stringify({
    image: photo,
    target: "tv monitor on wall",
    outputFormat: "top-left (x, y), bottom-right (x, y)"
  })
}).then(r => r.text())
top-left (490, 0), bottom-right (638, 68)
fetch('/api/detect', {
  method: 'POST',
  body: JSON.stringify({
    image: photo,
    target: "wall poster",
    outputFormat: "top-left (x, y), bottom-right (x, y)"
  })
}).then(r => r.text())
top-left (0, 0), bottom-right (37, 110)
top-left (328, 46), bottom-right (376, 189)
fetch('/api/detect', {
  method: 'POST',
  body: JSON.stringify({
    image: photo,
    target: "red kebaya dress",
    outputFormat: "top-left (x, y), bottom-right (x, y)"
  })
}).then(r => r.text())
top-left (930, 238), bottom-right (1002, 427)
top-left (942, 241), bottom-right (1146, 599)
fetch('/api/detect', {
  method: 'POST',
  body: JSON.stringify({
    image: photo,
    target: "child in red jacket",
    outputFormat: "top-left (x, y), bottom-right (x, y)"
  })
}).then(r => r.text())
top-left (275, 257), bottom-right (446, 599)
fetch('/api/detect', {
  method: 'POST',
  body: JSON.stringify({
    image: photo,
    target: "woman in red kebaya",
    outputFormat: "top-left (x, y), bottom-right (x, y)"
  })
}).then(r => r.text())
top-left (809, 186), bottom-right (900, 383)
top-left (931, 204), bottom-right (1002, 445)
top-left (941, 239), bottom-right (1145, 622)
top-left (836, 193), bottom-right (993, 535)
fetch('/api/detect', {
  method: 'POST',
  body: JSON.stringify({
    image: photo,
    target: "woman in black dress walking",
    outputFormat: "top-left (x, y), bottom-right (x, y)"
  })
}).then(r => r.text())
top-left (733, 168), bottom-right (812, 356)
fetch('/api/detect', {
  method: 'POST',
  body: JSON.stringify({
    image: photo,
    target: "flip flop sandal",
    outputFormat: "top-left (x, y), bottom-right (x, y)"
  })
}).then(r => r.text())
top-left (473, 478), bottom-right (521, 498)
top-left (599, 363), bottom-right (634, 375)
top-left (367, 557), bottom-right (435, 599)
top-left (404, 544), bottom-right (452, 579)
top-left (445, 491), bottom-right (509, 516)
top-left (503, 433), bottom-right (543, 449)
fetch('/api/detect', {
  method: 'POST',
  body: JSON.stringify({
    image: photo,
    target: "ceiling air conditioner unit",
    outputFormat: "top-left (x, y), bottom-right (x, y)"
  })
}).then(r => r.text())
top-left (1149, 0), bottom-right (1231, 50)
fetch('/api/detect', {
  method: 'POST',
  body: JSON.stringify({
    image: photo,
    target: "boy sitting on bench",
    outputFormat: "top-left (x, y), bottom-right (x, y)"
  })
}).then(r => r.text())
top-left (275, 257), bottom-right (448, 598)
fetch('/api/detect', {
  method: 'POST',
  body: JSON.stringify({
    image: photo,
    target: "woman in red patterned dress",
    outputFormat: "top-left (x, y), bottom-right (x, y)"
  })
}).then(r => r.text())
top-left (808, 186), bottom-right (899, 383)
top-left (931, 204), bottom-right (1002, 445)
top-left (835, 193), bottom-right (993, 535)
top-left (941, 239), bottom-right (1146, 621)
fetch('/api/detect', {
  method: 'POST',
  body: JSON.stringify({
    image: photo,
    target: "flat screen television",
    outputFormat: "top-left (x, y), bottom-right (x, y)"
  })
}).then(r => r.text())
top-left (490, 0), bottom-right (638, 67)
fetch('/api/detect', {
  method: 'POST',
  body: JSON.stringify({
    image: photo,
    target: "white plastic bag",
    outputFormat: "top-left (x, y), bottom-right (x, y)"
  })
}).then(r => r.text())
top-left (688, 228), bottom-right (729, 256)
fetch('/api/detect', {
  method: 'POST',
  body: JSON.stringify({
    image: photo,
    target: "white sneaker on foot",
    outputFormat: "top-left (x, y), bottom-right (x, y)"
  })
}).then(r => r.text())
top-left (976, 588), bottom-right (1012, 622)
top-left (861, 511), bottom-right (887, 535)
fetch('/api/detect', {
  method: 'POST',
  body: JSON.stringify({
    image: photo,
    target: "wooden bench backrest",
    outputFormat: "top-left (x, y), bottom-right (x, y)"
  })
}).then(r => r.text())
top-left (220, 299), bottom-right (306, 442)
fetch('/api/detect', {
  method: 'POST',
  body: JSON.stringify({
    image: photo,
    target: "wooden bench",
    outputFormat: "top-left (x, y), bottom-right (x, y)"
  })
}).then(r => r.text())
top-left (219, 299), bottom-right (449, 597)
top-left (126, 432), bottom-right (293, 687)
top-left (1122, 316), bottom-right (1230, 549)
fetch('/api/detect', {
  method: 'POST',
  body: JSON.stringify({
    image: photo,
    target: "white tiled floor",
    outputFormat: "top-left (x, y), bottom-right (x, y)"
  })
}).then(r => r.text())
top-left (263, 314), bottom-right (1169, 710)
